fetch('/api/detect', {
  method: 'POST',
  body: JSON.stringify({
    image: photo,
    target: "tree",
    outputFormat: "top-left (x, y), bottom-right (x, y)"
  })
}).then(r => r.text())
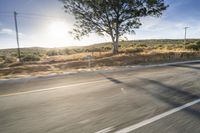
top-left (60, 0), bottom-right (168, 54)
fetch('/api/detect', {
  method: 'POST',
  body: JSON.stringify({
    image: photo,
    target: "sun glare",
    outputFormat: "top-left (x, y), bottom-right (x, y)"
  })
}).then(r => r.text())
top-left (47, 21), bottom-right (69, 40)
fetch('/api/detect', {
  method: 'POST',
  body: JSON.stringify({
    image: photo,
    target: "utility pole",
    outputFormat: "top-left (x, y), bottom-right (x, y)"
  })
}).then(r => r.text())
top-left (14, 11), bottom-right (21, 62)
top-left (184, 27), bottom-right (189, 44)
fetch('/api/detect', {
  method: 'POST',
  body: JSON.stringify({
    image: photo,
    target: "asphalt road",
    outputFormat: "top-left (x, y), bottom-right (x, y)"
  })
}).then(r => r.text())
top-left (0, 62), bottom-right (200, 133)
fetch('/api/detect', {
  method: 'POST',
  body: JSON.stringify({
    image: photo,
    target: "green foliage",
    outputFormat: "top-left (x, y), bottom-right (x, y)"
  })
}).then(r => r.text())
top-left (185, 41), bottom-right (200, 51)
top-left (46, 50), bottom-right (58, 56)
top-left (195, 41), bottom-right (200, 47)
top-left (133, 48), bottom-right (144, 53)
top-left (46, 48), bottom-right (85, 56)
top-left (0, 56), bottom-right (3, 63)
top-left (63, 48), bottom-right (71, 55)
top-left (60, 0), bottom-right (168, 53)
top-left (4, 56), bottom-right (17, 63)
top-left (46, 49), bottom-right (64, 56)
top-left (22, 54), bottom-right (41, 62)
top-left (137, 44), bottom-right (148, 47)
top-left (124, 48), bottom-right (144, 54)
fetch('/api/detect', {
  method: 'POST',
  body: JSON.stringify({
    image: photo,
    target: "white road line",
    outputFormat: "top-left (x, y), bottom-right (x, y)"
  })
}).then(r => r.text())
top-left (0, 76), bottom-right (132, 98)
top-left (115, 98), bottom-right (200, 133)
top-left (0, 79), bottom-right (108, 97)
top-left (95, 127), bottom-right (114, 133)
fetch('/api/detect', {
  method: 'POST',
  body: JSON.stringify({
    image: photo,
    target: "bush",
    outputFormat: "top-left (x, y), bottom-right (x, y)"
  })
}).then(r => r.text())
top-left (32, 52), bottom-right (43, 57)
top-left (132, 48), bottom-right (144, 53)
top-left (0, 58), bottom-right (3, 63)
top-left (185, 41), bottom-right (200, 51)
top-left (196, 41), bottom-right (200, 45)
top-left (73, 48), bottom-right (84, 53)
top-left (137, 44), bottom-right (148, 47)
top-left (102, 46), bottom-right (112, 52)
top-left (4, 56), bottom-right (17, 63)
top-left (124, 48), bottom-right (144, 54)
top-left (63, 48), bottom-right (71, 55)
top-left (166, 46), bottom-right (173, 50)
top-left (0, 56), bottom-right (4, 62)
top-left (22, 54), bottom-right (40, 62)
top-left (46, 50), bottom-right (62, 56)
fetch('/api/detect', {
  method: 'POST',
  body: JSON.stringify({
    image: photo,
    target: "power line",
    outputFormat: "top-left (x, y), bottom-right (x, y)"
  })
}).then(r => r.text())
top-left (18, 12), bottom-right (63, 19)
top-left (0, 14), bottom-right (13, 17)
top-left (16, 15), bottom-right (60, 22)
top-left (0, 11), bottom-right (64, 20)
top-left (0, 11), bottom-right (12, 14)
top-left (0, 11), bottom-right (13, 17)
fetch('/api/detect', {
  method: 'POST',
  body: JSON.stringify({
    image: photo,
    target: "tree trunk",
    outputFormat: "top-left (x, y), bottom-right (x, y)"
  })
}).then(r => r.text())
top-left (110, 32), bottom-right (119, 54)
top-left (112, 41), bottom-right (119, 54)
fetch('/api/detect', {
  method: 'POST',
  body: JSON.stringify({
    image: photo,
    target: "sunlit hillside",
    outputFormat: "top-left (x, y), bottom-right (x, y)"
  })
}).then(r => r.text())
top-left (0, 39), bottom-right (200, 79)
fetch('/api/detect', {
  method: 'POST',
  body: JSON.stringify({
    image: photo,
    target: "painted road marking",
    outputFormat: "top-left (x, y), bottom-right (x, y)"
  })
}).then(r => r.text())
top-left (95, 127), bottom-right (114, 133)
top-left (0, 76), bottom-right (134, 98)
top-left (0, 79), bottom-right (108, 97)
top-left (114, 98), bottom-right (200, 133)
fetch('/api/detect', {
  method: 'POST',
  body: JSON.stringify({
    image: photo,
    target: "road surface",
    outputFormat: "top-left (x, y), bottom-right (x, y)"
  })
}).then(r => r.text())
top-left (0, 62), bottom-right (200, 133)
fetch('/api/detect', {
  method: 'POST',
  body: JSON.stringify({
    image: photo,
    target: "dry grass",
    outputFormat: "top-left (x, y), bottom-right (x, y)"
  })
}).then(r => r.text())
top-left (0, 51), bottom-right (200, 79)
top-left (1, 39), bottom-right (200, 79)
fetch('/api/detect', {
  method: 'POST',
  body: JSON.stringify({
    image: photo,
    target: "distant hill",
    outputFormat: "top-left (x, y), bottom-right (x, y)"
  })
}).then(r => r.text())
top-left (0, 39), bottom-right (200, 56)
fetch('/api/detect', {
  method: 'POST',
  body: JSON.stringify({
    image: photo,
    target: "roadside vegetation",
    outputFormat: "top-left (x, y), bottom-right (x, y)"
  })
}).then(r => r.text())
top-left (0, 39), bottom-right (200, 79)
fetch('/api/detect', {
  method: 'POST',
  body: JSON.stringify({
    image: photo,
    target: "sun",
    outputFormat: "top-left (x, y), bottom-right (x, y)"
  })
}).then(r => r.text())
top-left (47, 21), bottom-right (69, 40)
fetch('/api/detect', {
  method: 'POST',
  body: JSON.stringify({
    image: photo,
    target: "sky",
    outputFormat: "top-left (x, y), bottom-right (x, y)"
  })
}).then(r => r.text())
top-left (0, 0), bottom-right (200, 49)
